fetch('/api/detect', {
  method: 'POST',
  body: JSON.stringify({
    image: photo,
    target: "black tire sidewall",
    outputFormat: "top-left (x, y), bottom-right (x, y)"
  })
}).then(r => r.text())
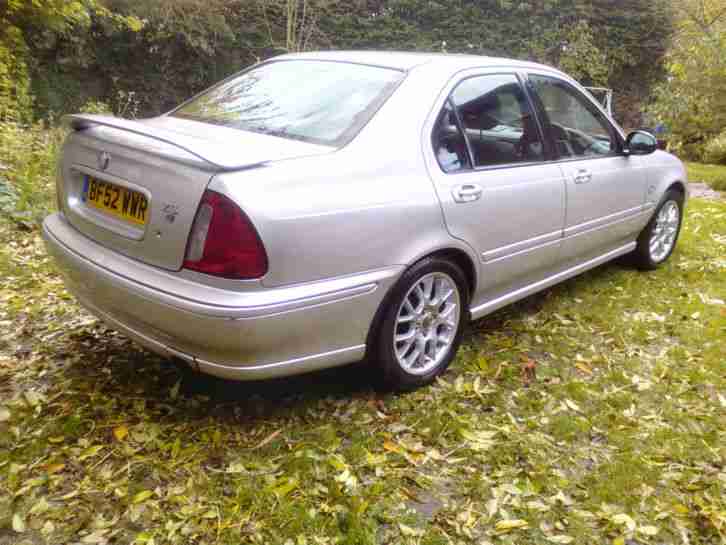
top-left (373, 257), bottom-right (469, 390)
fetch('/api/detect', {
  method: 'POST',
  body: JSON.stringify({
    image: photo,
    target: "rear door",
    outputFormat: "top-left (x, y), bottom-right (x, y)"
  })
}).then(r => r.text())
top-left (526, 73), bottom-right (648, 263)
top-left (425, 72), bottom-right (566, 297)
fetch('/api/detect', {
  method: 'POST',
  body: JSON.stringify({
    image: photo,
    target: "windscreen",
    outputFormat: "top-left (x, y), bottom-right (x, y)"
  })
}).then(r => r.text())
top-left (172, 60), bottom-right (404, 146)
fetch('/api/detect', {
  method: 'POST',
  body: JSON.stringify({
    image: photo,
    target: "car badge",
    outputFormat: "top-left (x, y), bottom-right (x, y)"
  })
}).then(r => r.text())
top-left (98, 151), bottom-right (111, 171)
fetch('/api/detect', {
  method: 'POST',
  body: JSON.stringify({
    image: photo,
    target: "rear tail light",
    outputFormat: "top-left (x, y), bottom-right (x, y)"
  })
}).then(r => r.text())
top-left (183, 190), bottom-right (268, 279)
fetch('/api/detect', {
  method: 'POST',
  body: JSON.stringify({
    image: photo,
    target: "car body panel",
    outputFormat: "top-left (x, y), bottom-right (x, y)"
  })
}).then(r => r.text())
top-left (43, 51), bottom-right (687, 380)
top-left (43, 213), bottom-right (401, 377)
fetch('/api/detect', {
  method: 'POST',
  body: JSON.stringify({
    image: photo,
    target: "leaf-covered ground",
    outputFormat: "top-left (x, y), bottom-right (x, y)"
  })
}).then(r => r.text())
top-left (1, 199), bottom-right (724, 545)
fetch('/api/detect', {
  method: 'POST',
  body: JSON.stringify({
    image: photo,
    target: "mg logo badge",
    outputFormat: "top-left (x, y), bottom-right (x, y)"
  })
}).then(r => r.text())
top-left (98, 151), bottom-right (111, 171)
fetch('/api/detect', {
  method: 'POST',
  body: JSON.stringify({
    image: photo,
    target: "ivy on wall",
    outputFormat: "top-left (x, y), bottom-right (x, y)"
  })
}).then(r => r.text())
top-left (2, 0), bottom-right (674, 126)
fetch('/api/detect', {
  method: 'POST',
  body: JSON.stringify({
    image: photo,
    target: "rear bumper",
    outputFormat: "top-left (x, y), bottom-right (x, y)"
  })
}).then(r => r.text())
top-left (42, 213), bottom-right (401, 380)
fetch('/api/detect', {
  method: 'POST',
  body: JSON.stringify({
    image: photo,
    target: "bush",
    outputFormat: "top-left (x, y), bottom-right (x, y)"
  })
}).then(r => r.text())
top-left (686, 162), bottom-right (726, 192)
top-left (0, 121), bottom-right (65, 227)
top-left (702, 132), bottom-right (726, 165)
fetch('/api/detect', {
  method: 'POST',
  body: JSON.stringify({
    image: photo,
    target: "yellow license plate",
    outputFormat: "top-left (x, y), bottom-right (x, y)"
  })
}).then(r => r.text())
top-left (83, 176), bottom-right (149, 226)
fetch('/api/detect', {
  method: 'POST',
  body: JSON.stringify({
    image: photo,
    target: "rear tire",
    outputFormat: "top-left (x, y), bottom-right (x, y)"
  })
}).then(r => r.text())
top-left (369, 257), bottom-right (469, 391)
top-left (630, 189), bottom-right (684, 270)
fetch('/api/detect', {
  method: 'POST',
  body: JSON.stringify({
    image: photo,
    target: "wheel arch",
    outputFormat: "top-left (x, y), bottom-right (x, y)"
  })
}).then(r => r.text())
top-left (667, 180), bottom-right (687, 200)
top-left (364, 246), bottom-right (478, 361)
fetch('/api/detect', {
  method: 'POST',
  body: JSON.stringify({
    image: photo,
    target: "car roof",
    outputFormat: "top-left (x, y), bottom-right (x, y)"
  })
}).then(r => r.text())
top-left (274, 50), bottom-right (564, 76)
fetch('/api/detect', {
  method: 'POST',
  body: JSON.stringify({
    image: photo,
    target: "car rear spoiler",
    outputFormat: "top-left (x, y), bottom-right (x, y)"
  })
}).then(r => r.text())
top-left (64, 114), bottom-right (263, 171)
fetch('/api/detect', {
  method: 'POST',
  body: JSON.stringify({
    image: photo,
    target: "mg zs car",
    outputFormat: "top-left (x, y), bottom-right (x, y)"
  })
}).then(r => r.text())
top-left (43, 51), bottom-right (687, 390)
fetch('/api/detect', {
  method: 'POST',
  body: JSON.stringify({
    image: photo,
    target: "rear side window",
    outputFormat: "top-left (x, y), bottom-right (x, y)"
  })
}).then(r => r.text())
top-left (528, 74), bottom-right (616, 158)
top-left (432, 101), bottom-right (471, 173)
top-left (172, 61), bottom-right (404, 147)
top-left (450, 74), bottom-right (544, 168)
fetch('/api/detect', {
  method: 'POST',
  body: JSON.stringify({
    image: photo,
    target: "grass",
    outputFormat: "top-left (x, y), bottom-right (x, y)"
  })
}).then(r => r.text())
top-left (687, 162), bottom-right (726, 191)
top-left (0, 196), bottom-right (725, 544)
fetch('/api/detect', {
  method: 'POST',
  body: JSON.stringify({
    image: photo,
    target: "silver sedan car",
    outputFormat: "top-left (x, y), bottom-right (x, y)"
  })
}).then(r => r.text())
top-left (43, 51), bottom-right (687, 390)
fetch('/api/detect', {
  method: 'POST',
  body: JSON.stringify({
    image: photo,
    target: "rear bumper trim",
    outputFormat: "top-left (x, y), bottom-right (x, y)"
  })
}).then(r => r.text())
top-left (43, 213), bottom-right (399, 319)
top-left (80, 294), bottom-right (366, 380)
top-left (42, 213), bottom-right (400, 379)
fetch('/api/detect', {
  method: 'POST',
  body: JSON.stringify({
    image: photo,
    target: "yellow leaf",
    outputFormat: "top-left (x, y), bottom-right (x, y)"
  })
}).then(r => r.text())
top-left (673, 503), bottom-right (689, 514)
top-left (12, 513), bottom-right (26, 533)
top-left (132, 490), bottom-right (154, 504)
top-left (45, 463), bottom-right (65, 475)
top-left (495, 519), bottom-right (529, 532)
top-left (383, 440), bottom-right (403, 454)
top-left (575, 361), bottom-right (593, 374)
top-left (79, 445), bottom-right (104, 461)
top-left (638, 525), bottom-right (658, 536)
top-left (613, 537), bottom-right (625, 545)
top-left (113, 425), bottom-right (128, 442)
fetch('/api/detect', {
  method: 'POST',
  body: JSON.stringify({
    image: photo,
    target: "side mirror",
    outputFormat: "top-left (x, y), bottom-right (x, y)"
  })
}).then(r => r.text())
top-left (624, 130), bottom-right (658, 156)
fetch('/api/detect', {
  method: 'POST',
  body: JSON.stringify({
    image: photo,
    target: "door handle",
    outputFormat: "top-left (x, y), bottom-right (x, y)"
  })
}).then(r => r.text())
top-left (452, 183), bottom-right (483, 203)
top-left (573, 169), bottom-right (592, 184)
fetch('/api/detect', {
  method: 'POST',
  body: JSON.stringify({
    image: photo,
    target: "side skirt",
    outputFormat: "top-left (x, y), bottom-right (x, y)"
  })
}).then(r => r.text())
top-left (469, 241), bottom-right (636, 320)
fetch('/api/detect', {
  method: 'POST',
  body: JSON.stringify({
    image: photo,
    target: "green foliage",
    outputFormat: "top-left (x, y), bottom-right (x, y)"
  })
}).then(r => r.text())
top-left (0, 122), bottom-right (65, 227)
top-left (2, 0), bottom-right (675, 123)
top-left (650, 0), bottom-right (726, 160)
top-left (0, 0), bottom-right (144, 121)
top-left (703, 131), bottom-right (726, 166)
top-left (687, 162), bottom-right (726, 191)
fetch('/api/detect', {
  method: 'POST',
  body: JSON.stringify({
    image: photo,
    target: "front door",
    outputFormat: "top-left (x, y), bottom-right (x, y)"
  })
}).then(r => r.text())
top-left (526, 73), bottom-right (648, 263)
top-left (426, 72), bottom-right (566, 300)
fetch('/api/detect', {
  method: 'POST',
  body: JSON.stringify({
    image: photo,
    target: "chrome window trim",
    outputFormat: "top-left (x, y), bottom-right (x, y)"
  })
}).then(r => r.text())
top-left (430, 70), bottom-right (548, 175)
top-left (523, 71), bottom-right (627, 161)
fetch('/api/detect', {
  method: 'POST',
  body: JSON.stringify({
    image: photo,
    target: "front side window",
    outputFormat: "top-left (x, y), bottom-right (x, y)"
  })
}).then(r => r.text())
top-left (450, 74), bottom-right (544, 167)
top-left (528, 75), bottom-right (615, 159)
top-left (172, 61), bottom-right (404, 146)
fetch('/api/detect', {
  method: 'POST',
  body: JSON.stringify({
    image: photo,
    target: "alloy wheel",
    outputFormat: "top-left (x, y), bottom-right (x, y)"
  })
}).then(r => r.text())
top-left (393, 272), bottom-right (461, 375)
top-left (649, 200), bottom-right (680, 263)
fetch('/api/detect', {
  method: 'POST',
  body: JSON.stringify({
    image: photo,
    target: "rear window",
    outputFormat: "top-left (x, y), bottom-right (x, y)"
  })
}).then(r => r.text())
top-left (172, 60), bottom-right (404, 146)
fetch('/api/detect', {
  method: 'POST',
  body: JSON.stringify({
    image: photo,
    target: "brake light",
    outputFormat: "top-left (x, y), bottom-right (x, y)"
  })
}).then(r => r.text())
top-left (183, 190), bottom-right (268, 279)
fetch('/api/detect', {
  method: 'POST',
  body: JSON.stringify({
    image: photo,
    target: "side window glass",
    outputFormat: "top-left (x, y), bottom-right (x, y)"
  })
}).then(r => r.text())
top-left (529, 75), bottom-right (615, 158)
top-left (432, 100), bottom-right (471, 173)
top-left (450, 74), bottom-right (544, 167)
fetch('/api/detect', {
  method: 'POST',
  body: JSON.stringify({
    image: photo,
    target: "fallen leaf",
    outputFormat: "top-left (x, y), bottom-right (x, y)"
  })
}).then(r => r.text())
top-left (495, 519), bottom-right (529, 532)
top-left (638, 525), bottom-right (658, 536)
top-left (132, 490), bottom-right (154, 504)
top-left (564, 399), bottom-right (582, 412)
top-left (0, 407), bottom-right (10, 422)
top-left (575, 361), bottom-right (593, 375)
top-left (113, 425), bottom-right (128, 442)
top-left (12, 513), bottom-right (26, 533)
top-left (612, 513), bottom-right (636, 532)
top-left (547, 536), bottom-right (574, 544)
top-left (44, 463), bottom-right (65, 475)
top-left (251, 429), bottom-right (282, 450)
top-left (29, 497), bottom-right (50, 515)
top-left (399, 523), bottom-right (424, 537)
top-left (382, 440), bottom-right (403, 454)
top-left (24, 390), bottom-right (43, 408)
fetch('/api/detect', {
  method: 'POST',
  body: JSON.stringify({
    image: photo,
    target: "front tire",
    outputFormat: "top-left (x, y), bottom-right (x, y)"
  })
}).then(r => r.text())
top-left (370, 257), bottom-right (469, 391)
top-left (631, 189), bottom-right (684, 270)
